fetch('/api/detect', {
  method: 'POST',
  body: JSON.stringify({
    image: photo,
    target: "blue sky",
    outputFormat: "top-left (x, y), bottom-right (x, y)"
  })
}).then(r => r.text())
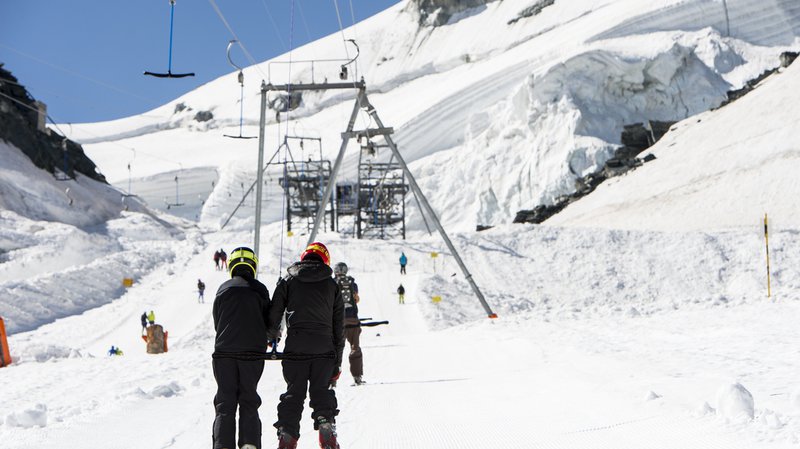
top-left (0, 0), bottom-right (400, 124)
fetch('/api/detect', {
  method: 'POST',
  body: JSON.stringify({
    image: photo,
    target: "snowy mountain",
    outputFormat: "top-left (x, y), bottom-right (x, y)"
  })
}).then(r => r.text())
top-left (2, 1), bottom-right (800, 448)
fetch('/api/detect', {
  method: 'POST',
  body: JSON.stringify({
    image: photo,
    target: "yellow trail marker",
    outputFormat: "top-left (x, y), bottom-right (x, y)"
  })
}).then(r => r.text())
top-left (122, 278), bottom-right (134, 288)
top-left (432, 295), bottom-right (442, 304)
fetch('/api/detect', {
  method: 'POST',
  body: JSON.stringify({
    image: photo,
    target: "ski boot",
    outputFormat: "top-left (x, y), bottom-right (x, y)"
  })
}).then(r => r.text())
top-left (353, 376), bottom-right (365, 386)
top-left (316, 417), bottom-right (340, 449)
top-left (277, 428), bottom-right (298, 449)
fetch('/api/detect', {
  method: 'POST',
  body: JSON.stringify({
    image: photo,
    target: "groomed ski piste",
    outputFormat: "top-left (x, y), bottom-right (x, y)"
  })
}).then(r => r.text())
top-left (2, 0), bottom-right (800, 447)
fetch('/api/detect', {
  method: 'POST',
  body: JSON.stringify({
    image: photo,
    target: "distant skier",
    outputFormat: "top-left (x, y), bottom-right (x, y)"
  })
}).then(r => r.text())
top-left (108, 345), bottom-right (117, 356)
top-left (268, 242), bottom-right (344, 449)
top-left (140, 311), bottom-right (148, 332)
top-left (399, 252), bottom-right (408, 275)
top-left (147, 310), bottom-right (155, 326)
top-left (219, 249), bottom-right (228, 271)
top-left (334, 262), bottom-right (364, 386)
top-left (197, 279), bottom-right (206, 303)
top-left (211, 247), bottom-right (270, 449)
top-left (397, 284), bottom-right (405, 304)
top-left (213, 250), bottom-right (221, 270)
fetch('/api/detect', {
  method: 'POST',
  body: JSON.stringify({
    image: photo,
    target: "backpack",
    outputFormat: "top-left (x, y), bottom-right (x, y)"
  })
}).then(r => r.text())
top-left (336, 275), bottom-right (358, 317)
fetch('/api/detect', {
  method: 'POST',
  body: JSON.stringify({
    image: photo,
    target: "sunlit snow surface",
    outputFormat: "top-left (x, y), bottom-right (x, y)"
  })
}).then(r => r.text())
top-left (2, 0), bottom-right (800, 447)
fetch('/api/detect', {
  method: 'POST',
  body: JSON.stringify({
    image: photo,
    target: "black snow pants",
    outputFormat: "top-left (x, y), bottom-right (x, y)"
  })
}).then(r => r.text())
top-left (212, 358), bottom-right (265, 449)
top-left (274, 358), bottom-right (338, 438)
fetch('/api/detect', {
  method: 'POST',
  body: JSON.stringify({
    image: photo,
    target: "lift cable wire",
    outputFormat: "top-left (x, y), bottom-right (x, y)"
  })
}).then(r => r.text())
top-left (207, 0), bottom-right (269, 82)
top-left (277, 0), bottom-right (297, 277)
top-left (259, 0), bottom-right (288, 52)
top-left (0, 43), bottom-right (158, 105)
top-left (331, 0), bottom-right (370, 131)
top-left (295, 0), bottom-right (315, 45)
top-left (348, 0), bottom-right (362, 77)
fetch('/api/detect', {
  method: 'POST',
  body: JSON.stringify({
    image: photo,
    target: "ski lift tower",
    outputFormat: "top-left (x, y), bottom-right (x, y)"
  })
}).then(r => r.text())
top-left (253, 52), bottom-right (497, 318)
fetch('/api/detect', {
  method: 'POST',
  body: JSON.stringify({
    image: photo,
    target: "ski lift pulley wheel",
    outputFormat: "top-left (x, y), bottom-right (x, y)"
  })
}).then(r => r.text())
top-left (144, 0), bottom-right (195, 78)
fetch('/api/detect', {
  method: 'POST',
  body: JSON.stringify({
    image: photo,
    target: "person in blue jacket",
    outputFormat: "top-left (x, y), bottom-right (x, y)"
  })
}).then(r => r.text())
top-left (399, 252), bottom-right (408, 275)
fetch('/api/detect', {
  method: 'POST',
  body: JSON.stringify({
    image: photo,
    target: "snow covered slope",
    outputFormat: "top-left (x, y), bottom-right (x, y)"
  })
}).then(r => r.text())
top-left (0, 140), bottom-right (195, 335)
top-left (550, 59), bottom-right (800, 231)
top-left (4, 1), bottom-right (800, 448)
top-left (71, 0), bottom-right (800, 232)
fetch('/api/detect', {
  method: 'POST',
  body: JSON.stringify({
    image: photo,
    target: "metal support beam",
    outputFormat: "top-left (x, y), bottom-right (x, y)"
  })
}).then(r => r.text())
top-left (363, 96), bottom-right (497, 318)
top-left (342, 127), bottom-right (394, 139)
top-left (254, 81), bottom-right (268, 261)
top-left (266, 81), bottom-right (366, 92)
top-left (306, 88), bottom-right (364, 244)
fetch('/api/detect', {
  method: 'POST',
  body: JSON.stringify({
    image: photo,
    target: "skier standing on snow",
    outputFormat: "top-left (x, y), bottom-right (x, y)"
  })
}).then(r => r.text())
top-left (211, 247), bottom-right (270, 449)
top-left (267, 242), bottom-right (344, 449)
top-left (397, 284), bottom-right (405, 304)
top-left (147, 310), bottom-right (155, 326)
top-left (399, 252), bottom-right (408, 275)
top-left (220, 249), bottom-right (228, 271)
top-left (213, 250), bottom-right (221, 270)
top-left (197, 279), bottom-right (206, 303)
top-left (140, 311), bottom-right (148, 332)
top-left (334, 262), bottom-right (365, 386)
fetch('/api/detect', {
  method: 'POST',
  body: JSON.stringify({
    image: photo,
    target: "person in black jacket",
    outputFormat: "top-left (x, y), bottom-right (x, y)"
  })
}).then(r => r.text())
top-left (212, 247), bottom-right (270, 449)
top-left (333, 261), bottom-right (364, 385)
top-left (268, 242), bottom-right (344, 449)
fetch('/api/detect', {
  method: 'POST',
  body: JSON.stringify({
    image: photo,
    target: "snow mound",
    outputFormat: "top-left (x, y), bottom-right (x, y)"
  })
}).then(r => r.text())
top-left (150, 381), bottom-right (184, 398)
top-left (644, 390), bottom-right (662, 401)
top-left (697, 401), bottom-right (716, 416)
top-left (716, 382), bottom-right (755, 421)
top-left (15, 344), bottom-right (84, 364)
top-left (5, 404), bottom-right (47, 428)
top-left (422, 36), bottom-right (734, 228)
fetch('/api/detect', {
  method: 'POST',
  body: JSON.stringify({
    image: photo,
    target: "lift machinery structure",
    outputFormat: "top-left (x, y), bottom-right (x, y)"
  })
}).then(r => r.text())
top-left (250, 78), bottom-right (497, 318)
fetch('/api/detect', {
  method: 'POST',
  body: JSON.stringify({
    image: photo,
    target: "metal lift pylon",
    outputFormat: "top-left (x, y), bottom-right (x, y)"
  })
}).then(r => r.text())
top-left (293, 80), bottom-right (497, 318)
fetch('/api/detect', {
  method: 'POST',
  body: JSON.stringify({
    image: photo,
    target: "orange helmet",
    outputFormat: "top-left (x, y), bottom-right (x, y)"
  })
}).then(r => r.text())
top-left (301, 242), bottom-right (330, 265)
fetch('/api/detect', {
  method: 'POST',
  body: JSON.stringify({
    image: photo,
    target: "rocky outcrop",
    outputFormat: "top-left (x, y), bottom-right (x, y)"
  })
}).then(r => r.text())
top-left (514, 121), bottom-right (673, 224)
top-left (508, 0), bottom-right (555, 25)
top-left (0, 64), bottom-right (106, 183)
top-left (413, 0), bottom-right (500, 26)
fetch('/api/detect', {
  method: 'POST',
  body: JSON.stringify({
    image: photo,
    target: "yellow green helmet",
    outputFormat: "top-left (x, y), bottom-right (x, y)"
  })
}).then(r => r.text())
top-left (229, 246), bottom-right (258, 278)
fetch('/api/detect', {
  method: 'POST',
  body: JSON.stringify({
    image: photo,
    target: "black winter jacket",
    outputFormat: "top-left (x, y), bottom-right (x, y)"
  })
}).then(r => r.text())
top-left (212, 275), bottom-right (270, 353)
top-left (267, 261), bottom-right (344, 365)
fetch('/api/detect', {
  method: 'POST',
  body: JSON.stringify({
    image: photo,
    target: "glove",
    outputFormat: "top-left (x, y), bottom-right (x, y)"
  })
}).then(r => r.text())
top-left (329, 367), bottom-right (341, 388)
